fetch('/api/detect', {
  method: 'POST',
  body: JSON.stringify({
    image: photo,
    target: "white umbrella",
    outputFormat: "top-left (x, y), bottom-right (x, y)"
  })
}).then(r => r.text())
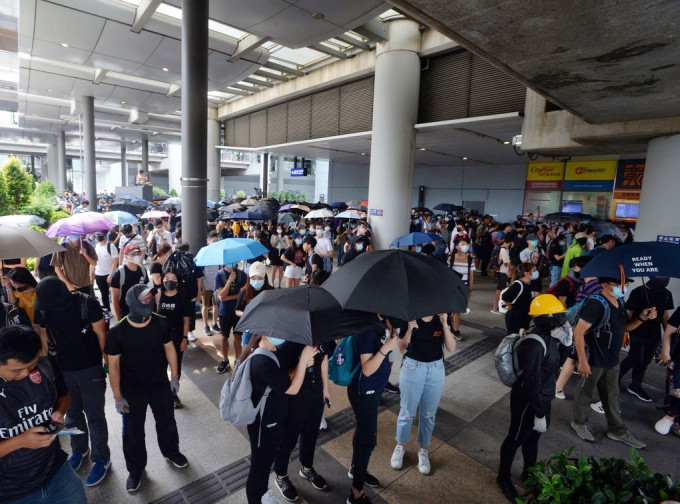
top-left (0, 214), bottom-right (46, 227)
top-left (0, 224), bottom-right (65, 260)
top-left (336, 210), bottom-right (362, 220)
top-left (305, 208), bottom-right (334, 220)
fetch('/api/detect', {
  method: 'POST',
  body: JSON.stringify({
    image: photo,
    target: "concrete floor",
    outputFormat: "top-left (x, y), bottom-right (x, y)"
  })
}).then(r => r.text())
top-left (75, 275), bottom-right (679, 504)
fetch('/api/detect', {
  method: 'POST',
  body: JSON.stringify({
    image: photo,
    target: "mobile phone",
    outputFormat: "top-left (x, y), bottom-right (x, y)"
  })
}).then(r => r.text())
top-left (41, 422), bottom-right (66, 435)
top-left (324, 397), bottom-right (332, 409)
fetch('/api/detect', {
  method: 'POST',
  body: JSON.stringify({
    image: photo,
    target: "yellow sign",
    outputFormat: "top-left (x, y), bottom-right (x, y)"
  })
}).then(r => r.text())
top-left (526, 162), bottom-right (564, 181)
top-left (565, 160), bottom-right (617, 181)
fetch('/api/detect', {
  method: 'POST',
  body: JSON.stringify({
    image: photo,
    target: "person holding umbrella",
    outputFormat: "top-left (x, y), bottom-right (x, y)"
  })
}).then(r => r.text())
top-left (51, 234), bottom-right (98, 297)
top-left (234, 262), bottom-right (274, 347)
top-left (215, 263), bottom-right (248, 374)
top-left (3, 267), bottom-right (38, 324)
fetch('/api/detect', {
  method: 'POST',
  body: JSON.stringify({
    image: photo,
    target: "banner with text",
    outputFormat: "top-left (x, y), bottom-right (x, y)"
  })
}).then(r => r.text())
top-left (563, 160), bottom-right (617, 191)
top-left (613, 159), bottom-right (645, 199)
top-left (525, 162), bottom-right (564, 190)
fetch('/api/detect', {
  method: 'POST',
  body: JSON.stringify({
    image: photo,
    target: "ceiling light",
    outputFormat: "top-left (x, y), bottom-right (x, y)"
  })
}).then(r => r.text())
top-left (502, 140), bottom-right (511, 145)
top-left (462, 156), bottom-right (468, 160)
top-left (162, 67), bottom-right (169, 72)
top-left (360, 152), bottom-right (366, 156)
top-left (311, 12), bottom-right (325, 20)
top-left (60, 42), bottom-right (69, 48)
top-left (120, 101), bottom-right (126, 104)
top-left (47, 89), bottom-right (52, 92)
top-left (418, 147), bottom-right (426, 151)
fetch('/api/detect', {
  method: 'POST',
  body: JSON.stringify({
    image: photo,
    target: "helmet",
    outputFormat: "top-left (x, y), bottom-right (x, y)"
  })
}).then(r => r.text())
top-left (529, 294), bottom-right (567, 316)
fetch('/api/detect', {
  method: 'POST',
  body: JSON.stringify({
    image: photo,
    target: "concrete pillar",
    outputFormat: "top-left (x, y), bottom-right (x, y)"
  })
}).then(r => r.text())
top-left (261, 153), bottom-right (269, 196)
top-left (277, 154), bottom-right (285, 192)
top-left (45, 141), bottom-right (56, 183)
top-left (56, 129), bottom-right (66, 193)
top-left (181, 0), bottom-right (209, 253)
top-left (141, 135), bottom-right (149, 175)
top-left (82, 96), bottom-right (97, 210)
top-left (120, 142), bottom-right (127, 187)
top-left (167, 143), bottom-right (182, 194)
top-left (314, 159), bottom-right (329, 202)
top-left (366, 19), bottom-right (421, 250)
top-left (207, 109), bottom-right (221, 201)
top-left (635, 133), bottom-right (680, 300)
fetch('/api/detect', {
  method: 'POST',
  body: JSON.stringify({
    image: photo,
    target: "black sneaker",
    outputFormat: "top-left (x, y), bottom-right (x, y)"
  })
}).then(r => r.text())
top-left (164, 452), bottom-right (189, 469)
top-left (347, 467), bottom-right (380, 488)
top-left (299, 467), bottom-right (328, 490)
top-left (384, 382), bottom-right (400, 395)
top-left (126, 472), bottom-right (142, 493)
top-left (347, 491), bottom-right (372, 504)
top-left (203, 326), bottom-right (212, 336)
top-left (274, 476), bottom-right (299, 502)
top-left (212, 324), bottom-right (221, 333)
top-left (453, 329), bottom-right (464, 341)
top-left (496, 475), bottom-right (518, 503)
top-left (216, 360), bottom-right (231, 374)
top-left (173, 395), bottom-right (182, 409)
top-left (627, 385), bottom-right (652, 402)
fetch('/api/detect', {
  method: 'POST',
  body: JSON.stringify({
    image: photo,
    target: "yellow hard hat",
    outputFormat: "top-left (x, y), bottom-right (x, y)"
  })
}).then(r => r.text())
top-left (529, 294), bottom-right (567, 316)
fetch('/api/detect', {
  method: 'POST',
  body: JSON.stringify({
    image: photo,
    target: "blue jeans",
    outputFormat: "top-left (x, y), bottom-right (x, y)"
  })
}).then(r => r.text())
top-left (549, 265), bottom-right (561, 288)
top-left (7, 461), bottom-right (87, 504)
top-left (396, 357), bottom-right (445, 447)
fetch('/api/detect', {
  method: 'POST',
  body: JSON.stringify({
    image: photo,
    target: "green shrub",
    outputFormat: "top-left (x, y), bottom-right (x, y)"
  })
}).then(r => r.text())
top-left (235, 190), bottom-right (246, 199)
top-left (34, 180), bottom-right (57, 200)
top-left (152, 186), bottom-right (167, 198)
top-left (2, 156), bottom-right (35, 213)
top-left (219, 189), bottom-right (226, 200)
top-left (50, 209), bottom-right (71, 225)
top-left (169, 188), bottom-right (178, 197)
top-left (20, 197), bottom-right (54, 225)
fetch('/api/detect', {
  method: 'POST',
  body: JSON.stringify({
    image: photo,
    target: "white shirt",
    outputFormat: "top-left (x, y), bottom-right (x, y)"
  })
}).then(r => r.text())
top-left (314, 237), bottom-right (333, 256)
top-left (94, 242), bottom-right (118, 276)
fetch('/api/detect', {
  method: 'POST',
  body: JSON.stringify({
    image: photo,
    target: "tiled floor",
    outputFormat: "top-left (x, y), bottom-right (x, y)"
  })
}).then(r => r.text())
top-left (77, 275), bottom-right (679, 504)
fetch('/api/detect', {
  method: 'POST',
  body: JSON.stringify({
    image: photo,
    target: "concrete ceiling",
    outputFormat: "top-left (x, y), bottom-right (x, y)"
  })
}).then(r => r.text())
top-left (390, 0), bottom-right (680, 124)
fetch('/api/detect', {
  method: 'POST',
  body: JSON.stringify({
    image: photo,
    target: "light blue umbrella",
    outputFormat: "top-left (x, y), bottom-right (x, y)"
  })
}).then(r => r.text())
top-left (390, 232), bottom-right (441, 248)
top-left (104, 211), bottom-right (138, 225)
top-left (195, 238), bottom-right (269, 266)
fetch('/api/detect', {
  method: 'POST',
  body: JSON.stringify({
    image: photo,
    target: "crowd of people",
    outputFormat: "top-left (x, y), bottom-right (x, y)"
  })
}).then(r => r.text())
top-left (0, 197), bottom-right (678, 504)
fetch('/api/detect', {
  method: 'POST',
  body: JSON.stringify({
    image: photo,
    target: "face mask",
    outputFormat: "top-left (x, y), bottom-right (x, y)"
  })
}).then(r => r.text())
top-left (611, 285), bottom-right (627, 299)
top-left (295, 238), bottom-right (303, 245)
top-left (15, 285), bottom-right (30, 292)
top-left (324, 226), bottom-right (331, 232)
top-left (316, 229), bottom-right (323, 236)
top-left (277, 229), bottom-right (282, 234)
top-left (573, 270), bottom-right (581, 279)
top-left (358, 226), bottom-right (365, 234)
top-left (250, 279), bottom-right (265, 290)
top-left (68, 235), bottom-right (80, 242)
top-left (299, 228), bottom-right (306, 235)
top-left (163, 280), bottom-right (178, 291)
top-left (416, 246), bottom-right (422, 253)
top-left (355, 242), bottom-right (364, 251)
top-left (459, 245), bottom-right (470, 253)
top-left (267, 336), bottom-right (285, 347)
top-left (530, 271), bottom-right (539, 280)
top-left (129, 255), bottom-right (142, 265)
top-left (530, 240), bottom-right (539, 248)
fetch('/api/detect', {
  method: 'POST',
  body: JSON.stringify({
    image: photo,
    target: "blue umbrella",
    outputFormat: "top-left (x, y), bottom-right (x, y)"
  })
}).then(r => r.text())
top-left (231, 211), bottom-right (265, 221)
top-left (331, 201), bottom-right (348, 209)
top-left (390, 232), bottom-right (441, 248)
top-left (207, 200), bottom-right (217, 208)
top-left (104, 211), bottom-right (138, 225)
top-left (195, 238), bottom-right (269, 266)
top-left (581, 241), bottom-right (680, 280)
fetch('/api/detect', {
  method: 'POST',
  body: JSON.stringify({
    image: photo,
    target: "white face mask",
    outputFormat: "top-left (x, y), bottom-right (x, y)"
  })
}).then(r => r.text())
top-left (129, 255), bottom-right (142, 265)
top-left (459, 245), bottom-right (470, 253)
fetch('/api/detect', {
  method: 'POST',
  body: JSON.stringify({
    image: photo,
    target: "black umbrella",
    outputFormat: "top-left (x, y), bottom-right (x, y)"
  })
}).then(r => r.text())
top-left (433, 203), bottom-right (464, 213)
top-left (310, 202), bottom-right (333, 210)
top-left (249, 200), bottom-right (280, 221)
top-left (160, 197), bottom-right (181, 211)
top-left (109, 200), bottom-right (146, 214)
top-left (411, 206), bottom-right (433, 215)
top-left (322, 250), bottom-right (470, 321)
top-left (234, 285), bottom-right (383, 345)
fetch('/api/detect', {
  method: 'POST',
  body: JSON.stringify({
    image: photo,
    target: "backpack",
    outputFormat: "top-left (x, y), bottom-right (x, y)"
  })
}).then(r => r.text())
top-left (214, 268), bottom-right (247, 305)
top-left (115, 264), bottom-right (150, 300)
top-left (495, 332), bottom-right (547, 386)
top-left (163, 250), bottom-right (196, 287)
top-left (328, 336), bottom-right (361, 386)
top-left (487, 245), bottom-right (502, 275)
top-left (219, 348), bottom-right (279, 427)
top-left (39, 293), bottom-right (92, 357)
top-left (2, 302), bottom-right (22, 328)
top-left (322, 255), bottom-right (333, 273)
top-left (546, 276), bottom-right (577, 298)
top-left (499, 280), bottom-right (524, 314)
top-left (566, 293), bottom-right (610, 339)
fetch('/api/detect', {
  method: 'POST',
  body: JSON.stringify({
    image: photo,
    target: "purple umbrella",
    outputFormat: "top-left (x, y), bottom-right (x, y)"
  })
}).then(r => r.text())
top-left (46, 212), bottom-right (115, 237)
top-left (279, 203), bottom-right (294, 211)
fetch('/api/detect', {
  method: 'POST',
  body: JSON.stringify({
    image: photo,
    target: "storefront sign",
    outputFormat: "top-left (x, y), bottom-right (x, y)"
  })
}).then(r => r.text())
top-left (615, 159), bottom-right (645, 191)
top-left (290, 167), bottom-right (306, 177)
top-left (563, 160), bottom-right (616, 191)
top-left (369, 208), bottom-right (383, 216)
top-left (657, 235), bottom-right (680, 244)
top-left (526, 162), bottom-right (564, 189)
top-left (526, 181), bottom-right (562, 190)
top-left (613, 191), bottom-right (642, 200)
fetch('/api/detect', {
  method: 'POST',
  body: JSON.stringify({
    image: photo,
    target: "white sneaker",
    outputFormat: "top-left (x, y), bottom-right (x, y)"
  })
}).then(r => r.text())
top-left (590, 401), bottom-right (604, 414)
top-left (555, 390), bottom-right (566, 400)
top-left (391, 444), bottom-right (405, 470)
top-left (417, 448), bottom-right (431, 475)
top-left (319, 417), bottom-right (327, 431)
top-left (655, 416), bottom-right (675, 435)
top-left (187, 331), bottom-right (197, 342)
top-left (261, 489), bottom-right (282, 504)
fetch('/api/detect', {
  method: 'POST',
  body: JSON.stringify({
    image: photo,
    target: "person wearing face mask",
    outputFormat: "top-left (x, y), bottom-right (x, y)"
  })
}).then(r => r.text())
top-left (157, 270), bottom-right (193, 409)
top-left (656, 307), bottom-right (680, 435)
top-left (450, 237), bottom-right (476, 341)
top-left (546, 234), bottom-right (567, 287)
top-left (235, 262), bottom-right (273, 324)
top-left (245, 230), bottom-right (269, 276)
top-left (3, 267), bottom-right (38, 324)
top-left (302, 236), bottom-right (324, 284)
top-left (520, 234), bottom-right (543, 293)
top-left (147, 219), bottom-right (172, 256)
top-left (269, 226), bottom-right (288, 288)
top-left (51, 233), bottom-right (97, 296)
top-left (240, 334), bottom-right (317, 504)
top-left (570, 276), bottom-right (649, 449)
top-left (619, 276), bottom-right (673, 402)
top-left (105, 284), bottom-right (187, 493)
top-left (313, 223), bottom-right (334, 274)
top-left (117, 224), bottom-right (147, 267)
top-left (341, 236), bottom-right (367, 266)
top-left (282, 234), bottom-right (306, 288)
top-left (110, 243), bottom-right (150, 323)
top-left (501, 263), bottom-right (536, 335)
top-left (335, 223), bottom-right (348, 266)
top-left (92, 232), bottom-right (119, 313)
top-left (560, 232), bottom-right (587, 278)
top-left (149, 244), bottom-right (173, 290)
top-left (497, 295), bottom-right (565, 502)
top-left (215, 262), bottom-right (248, 374)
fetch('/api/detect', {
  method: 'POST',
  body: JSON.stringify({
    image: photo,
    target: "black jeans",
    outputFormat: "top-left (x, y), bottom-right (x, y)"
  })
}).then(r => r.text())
top-left (274, 384), bottom-right (325, 476)
top-left (94, 274), bottom-right (110, 311)
top-left (63, 365), bottom-right (110, 462)
top-left (347, 386), bottom-right (382, 492)
top-left (499, 394), bottom-right (551, 479)
top-left (246, 415), bottom-right (283, 504)
top-left (620, 334), bottom-right (659, 388)
top-left (121, 383), bottom-right (180, 475)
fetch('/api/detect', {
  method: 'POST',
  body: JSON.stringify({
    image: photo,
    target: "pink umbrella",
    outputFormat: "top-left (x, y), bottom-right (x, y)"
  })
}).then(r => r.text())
top-left (141, 210), bottom-right (170, 219)
top-left (46, 212), bottom-right (115, 237)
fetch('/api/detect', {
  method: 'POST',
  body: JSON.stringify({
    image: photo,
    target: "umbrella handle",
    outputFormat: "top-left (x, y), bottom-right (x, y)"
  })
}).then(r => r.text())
top-left (619, 264), bottom-right (625, 291)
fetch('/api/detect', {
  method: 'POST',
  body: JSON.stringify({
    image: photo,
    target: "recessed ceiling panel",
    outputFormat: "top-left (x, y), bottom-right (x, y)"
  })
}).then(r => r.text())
top-left (143, 38), bottom-right (181, 74)
top-left (294, 0), bottom-right (386, 27)
top-left (94, 21), bottom-right (163, 64)
top-left (26, 70), bottom-right (74, 98)
top-left (33, 1), bottom-right (104, 51)
top-left (248, 5), bottom-right (342, 48)
top-left (70, 79), bottom-right (116, 101)
top-left (25, 102), bottom-right (62, 118)
top-left (31, 39), bottom-right (91, 66)
top-left (108, 87), bottom-right (152, 107)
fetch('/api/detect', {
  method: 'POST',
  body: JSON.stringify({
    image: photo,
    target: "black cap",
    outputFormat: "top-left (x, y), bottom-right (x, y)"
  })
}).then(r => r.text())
top-left (35, 277), bottom-right (71, 309)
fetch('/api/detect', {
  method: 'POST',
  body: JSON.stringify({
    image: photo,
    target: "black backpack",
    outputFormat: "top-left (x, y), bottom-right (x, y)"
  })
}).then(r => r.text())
top-left (163, 249), bottom-right (197, 292)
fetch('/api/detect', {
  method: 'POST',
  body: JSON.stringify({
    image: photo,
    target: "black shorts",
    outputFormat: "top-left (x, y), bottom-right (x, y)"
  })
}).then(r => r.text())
top-left (220, 314), bottom-right (241, 338)
top-left (496, 272), bottom-right (509, 290)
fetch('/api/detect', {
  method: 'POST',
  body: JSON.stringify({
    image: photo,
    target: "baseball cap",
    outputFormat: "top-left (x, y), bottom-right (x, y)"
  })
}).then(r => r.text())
top-left (527, 234), bottom-right (538, 241)
top-left (124, 243), bottom-right (142, 255)
top-left (574, 232), bottom-right (587, 240)
top-left (249, 261), bottom-right (266, 278)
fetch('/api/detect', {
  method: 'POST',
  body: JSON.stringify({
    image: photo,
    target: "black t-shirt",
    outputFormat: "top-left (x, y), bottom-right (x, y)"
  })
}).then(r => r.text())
top-left (555, 276), bottom-right (578, 308)
top-left (110, 266), bottom-right (148, 316)
top-left (105, 315), bottom-right (172, 391)
top-left (0, 357), bottom-right (68, 502)
top-left (35, 293), bottom-right (104, 371)
top-left (351, 329), bottom-right (392, 394)
top-left (580, 296), bottom-right (626, 368)
top-left (668, 308), bottom-right (680, 363)
top-left (403, 317), bottom-right (445, 363)
top-left (149, 261), bottom-right (163, 285)
top-left (157, 292), bottom-right (193, 334)
top-left (283, 247), bottom-right (306, 267)
top-left (502, 280), bottom-right (533, 315)
top-left (250, 352), bottom-right (290, 424)
top-left (277, 340), bottom-right (336, 392)
top-left (305, 252), bottom-right (324, 277)
top-left (625, 286), bottom-right (674, 339)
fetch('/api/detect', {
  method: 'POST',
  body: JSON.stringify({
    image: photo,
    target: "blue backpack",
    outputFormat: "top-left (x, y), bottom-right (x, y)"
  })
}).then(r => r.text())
top-left (328, 336), bottom-right (361, 386)
top-left (567, 293), bottom-right (610, 338)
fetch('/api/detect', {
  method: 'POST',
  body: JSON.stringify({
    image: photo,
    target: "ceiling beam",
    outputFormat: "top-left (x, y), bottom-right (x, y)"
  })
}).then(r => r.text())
top-left (131, 0), bottom-right (163, 33)
top-left (228, 34), bottom-right (271, 63)
top-left (230, 83), bottom-right (256, 93)
top-left (310, 44), bottom-right (349, 60)
top-left (226, 87), bottom-right (251, 96)
top-left (243, 77), bottom-right (274, 88)
top-left (263, 61), bottom-right (304, 77)
top-left (254, 69), bottom-right (288, 82)
top-left (353, 19), bottom-right (389, 42)
top-left (167, 84), bottom-right (181, 97)
top-left (335, 33), bottom-right (371, 51)
top-left (93, 68), bottom-right (107, 85)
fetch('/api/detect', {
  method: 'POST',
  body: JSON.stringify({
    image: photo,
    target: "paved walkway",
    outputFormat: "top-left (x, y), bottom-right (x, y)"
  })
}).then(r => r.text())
top-left (74, 276), bottom-right (679, 504)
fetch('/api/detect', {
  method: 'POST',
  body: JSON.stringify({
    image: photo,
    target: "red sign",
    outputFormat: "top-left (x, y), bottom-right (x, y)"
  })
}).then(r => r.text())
top-left (526, 180), bottom-right (562, 190)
